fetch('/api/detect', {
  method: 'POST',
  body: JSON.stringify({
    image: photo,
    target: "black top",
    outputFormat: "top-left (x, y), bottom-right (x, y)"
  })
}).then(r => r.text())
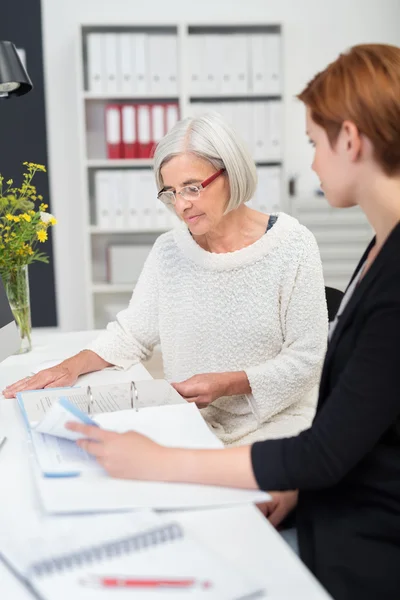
top-left (251, 222), bottom-right (400, 600)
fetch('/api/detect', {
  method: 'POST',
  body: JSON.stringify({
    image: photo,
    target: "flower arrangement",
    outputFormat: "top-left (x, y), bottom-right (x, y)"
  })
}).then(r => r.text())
top-left (0, 162), bottom-right (56, 352)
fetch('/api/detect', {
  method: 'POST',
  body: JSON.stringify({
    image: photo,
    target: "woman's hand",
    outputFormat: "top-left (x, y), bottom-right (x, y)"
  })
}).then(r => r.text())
top-left (258, 490), bottom-right (298, 527)
top-left (2, 363), bottom-right (79, 398)
top-left (66, 422), bottom-right (164, 480)
top-left (171, 371), bottom-right (250, 408)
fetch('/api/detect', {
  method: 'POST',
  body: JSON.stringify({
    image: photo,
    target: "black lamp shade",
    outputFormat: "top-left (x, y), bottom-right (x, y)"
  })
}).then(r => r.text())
top-left (0, 40), bottom-right (33, 98)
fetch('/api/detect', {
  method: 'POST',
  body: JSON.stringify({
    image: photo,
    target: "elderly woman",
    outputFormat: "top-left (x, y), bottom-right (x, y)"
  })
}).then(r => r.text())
top-left (4, 112), bottom-right (328, 445)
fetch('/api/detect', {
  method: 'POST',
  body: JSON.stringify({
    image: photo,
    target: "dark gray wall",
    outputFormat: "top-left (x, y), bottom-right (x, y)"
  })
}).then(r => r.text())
top-left (0, 0), bottom-right (57, 326)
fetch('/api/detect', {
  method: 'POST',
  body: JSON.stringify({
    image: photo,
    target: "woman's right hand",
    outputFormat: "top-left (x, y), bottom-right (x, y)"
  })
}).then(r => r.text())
top-left (2, 362), bottom-right (79, 398)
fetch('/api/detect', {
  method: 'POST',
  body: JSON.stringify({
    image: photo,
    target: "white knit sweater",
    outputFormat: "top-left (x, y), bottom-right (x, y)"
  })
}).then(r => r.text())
top-left (87, 213), bottom-right (328, 446)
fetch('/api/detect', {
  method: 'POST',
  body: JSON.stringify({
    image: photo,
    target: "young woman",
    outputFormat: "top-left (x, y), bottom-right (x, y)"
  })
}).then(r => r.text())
top-left (4, 113), bottom-right (328, 446)
top-left (67, 44), bottom-right (400, 600)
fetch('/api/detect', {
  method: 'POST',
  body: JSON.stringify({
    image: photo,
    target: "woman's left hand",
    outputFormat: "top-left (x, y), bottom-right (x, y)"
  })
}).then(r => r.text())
top-left (171, 373), bottom-right (231, 408)
top-left (66, 422), bottom-right (163, 480)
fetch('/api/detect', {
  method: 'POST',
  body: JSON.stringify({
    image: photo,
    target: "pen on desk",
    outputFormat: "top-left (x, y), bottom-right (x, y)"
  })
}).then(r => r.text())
top-left (79, 576), bottom-right (212, 589)
top-left (0, 436), bottom-right (7, 452)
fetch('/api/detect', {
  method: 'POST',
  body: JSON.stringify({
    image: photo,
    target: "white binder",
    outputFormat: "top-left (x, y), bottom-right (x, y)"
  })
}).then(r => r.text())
top-left (265, 33), bottom-right (282, 95)
top-left (152, 104), bottom-right (165, 144)
top-left (268, 100), bottom-right (283, 159)
top-left (253, 102), bottom-right (269, 162)
top-left (95, 171), bottom-right (112, 228)
top-left (112, 170), bottom-right (127, 229)
top-left (104, 33), bottom-right (119, 95)
top-left (203, 35), bottom-right (219, 94)
top-left (249, 34), bottom-right (268, 94)
top-left (166, 103), bottom-right (179, 132)
top-left (137, 170), bottom-right (157, 230)
top-left (148, 34), bottom-right (165, 94)
top-left (232, 34), bottom-right (248, 94)
top-left (133, 33), bottom-right (148, 95)
top-left (126, 170), bottom-right (139, 229)
top-left (188, 35), bottom-right (203, 95)
top-left (164, 35), bottom-right (179, 95)
top-left (220, 35), bottom-right (235, 95)
top-left (119, 33), bottom-right (135, 95)
top-left (86, 33), bottom-right (104, 93)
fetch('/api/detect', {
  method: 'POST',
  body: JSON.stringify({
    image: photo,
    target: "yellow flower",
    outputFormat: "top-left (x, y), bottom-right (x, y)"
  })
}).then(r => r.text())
top-left (6, 179), bottom-right (13, 185)
top-left (4, 226), bottom-right (10, 231)
top-left (39, 203), bottom-right (48, 211)
top-left (49, 217), bottom-right (57, 225)
top-left (21, 213), bottom-right (31, 222)
top-left (5, 214), bottom-right (14, 221)
top-left (29, 210), bottom-right (35, 216)
top-left (37, 230), bottom-right (48, 243)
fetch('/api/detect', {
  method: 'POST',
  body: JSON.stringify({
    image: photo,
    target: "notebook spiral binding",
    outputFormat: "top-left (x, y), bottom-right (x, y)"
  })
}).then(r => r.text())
top-left (29, 523), bottom-right (183, 578)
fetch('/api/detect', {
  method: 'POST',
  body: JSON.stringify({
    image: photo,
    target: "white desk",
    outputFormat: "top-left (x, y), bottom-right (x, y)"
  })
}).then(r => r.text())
top-left (0, 330), bottom-right (331, 599)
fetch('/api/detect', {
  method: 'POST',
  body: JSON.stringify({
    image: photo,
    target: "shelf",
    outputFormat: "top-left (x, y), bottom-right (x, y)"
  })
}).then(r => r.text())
top-left (83, 92), bottom-right (179, 100)
top-left (92, 283), bottom-right (135, 293)
top-left (90, 226), bottom-right (166, 234)
top-left (190, 93), bottom-right (282, 101)
top-left (86, 159), bottom-right (154, 168)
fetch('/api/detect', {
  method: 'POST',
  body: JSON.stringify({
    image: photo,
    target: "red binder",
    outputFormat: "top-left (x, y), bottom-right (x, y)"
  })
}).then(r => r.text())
top-left (121, 104), bottom-right (138, 158)
top-left (137, 104), bottom-right (152, 158)
top-left (105, 104), bottom-right (122, 159)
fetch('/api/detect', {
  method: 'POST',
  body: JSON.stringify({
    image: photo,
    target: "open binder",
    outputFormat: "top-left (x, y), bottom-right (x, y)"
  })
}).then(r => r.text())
top-left (1, 515), bottom-right (265, 600)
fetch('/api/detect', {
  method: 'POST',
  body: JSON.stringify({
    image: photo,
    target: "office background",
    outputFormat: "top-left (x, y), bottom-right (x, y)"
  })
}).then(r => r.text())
top-left (3, 0), bottom-right (400, 330)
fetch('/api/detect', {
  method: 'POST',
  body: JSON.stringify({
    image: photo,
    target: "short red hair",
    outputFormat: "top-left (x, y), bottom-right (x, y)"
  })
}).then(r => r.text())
top-left (298, 44), bottom-right (400, 175)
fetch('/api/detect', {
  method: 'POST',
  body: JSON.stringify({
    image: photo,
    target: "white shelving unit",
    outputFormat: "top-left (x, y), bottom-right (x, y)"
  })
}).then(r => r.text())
top-left (78, 23), bottom-right (284, 329)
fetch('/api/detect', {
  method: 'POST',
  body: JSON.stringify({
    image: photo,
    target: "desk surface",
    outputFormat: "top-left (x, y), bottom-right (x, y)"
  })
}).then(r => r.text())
top-left (0, 329), bottom-right (330, 599)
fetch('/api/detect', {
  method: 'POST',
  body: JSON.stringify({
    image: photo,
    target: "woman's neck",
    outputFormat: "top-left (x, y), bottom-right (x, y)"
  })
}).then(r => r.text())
top-left (194, 206), bottom-right (269, 253)
top-left (358, 174), bottom-right (400, 251)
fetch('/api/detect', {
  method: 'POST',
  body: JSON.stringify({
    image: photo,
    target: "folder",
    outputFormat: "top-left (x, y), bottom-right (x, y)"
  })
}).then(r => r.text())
top-left (165, 102), bottom-right (179, 132)
top-left (268, 100), bottom-right (283, 159)
top-left (249, 34), bottom-right (268, 94)
top-left (232, 34), bottom-right (249, 94)
top-left (203, 35), bottom-right (219, 94)
top-left (95, 170), bottom-right (112, 228)
top-left (137, 170), bottom-right (157, 229)
top-left (188, 35), bottom-right (203, 95)
top-left (137, 104), bottom-right (152, 158)
top-left (112, 170), bottom-right (126, 229)
top-left (164, 34), bottom-right (179, 95)
top-left (126, 170), bottom-right (139, 229)
top-left (133, 33), bottom-right (148, 95)
top-left (148, 34), bottom-right (165, 95)
top-left (121, 104), bottom-right (138, 158)
top-left (104, 33), bottom-right (120, 95)
top-left (105, 104), bottom-right (122, 159)
top-left (119, 33), bottom-right (135, 95)
top-left (253, 102), bottom-right (269, 162)
top-left (265, 33), bottom-right (282, 95)
top-left (151, 104), bottom-right (165, 156)
top-left (86, 33), bottom-right (104, 93)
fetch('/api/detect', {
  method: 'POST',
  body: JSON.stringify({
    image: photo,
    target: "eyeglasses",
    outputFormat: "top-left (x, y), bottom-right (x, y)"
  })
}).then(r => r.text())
top-left (157, 168), bottom-right (226, 207)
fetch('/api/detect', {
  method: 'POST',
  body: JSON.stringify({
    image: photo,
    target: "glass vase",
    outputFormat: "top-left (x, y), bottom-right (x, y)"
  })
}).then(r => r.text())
top-left (1, 265), bottom-right (32, 354)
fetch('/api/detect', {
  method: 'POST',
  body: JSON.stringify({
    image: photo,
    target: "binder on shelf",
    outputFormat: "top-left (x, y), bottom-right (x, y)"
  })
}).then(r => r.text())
top-left (165, 102), bottom-right (179, 132)
top-left (119, 33), bottom-right (135, 95)
top-left (164, 34), bottom-right (179, 95)
top-left (232, 34), bottom-right (248, 94)
top-left (121, 104), bottom-right (137, 158)
top-left (112, 171), bottom-right (127, 229)
top-left (95, 171), bottom-right (112, 228)
top-left (188, 35), bottom-right (203, 95)
top-left (105, 104), bottom-right (122, 159)
top-left (255, 166), bottom-right (282, 214)
top-left (268, 100), bottom-right (283, 159)
top-left (86, 33), bottom-right (104, 93)
top-left (249, 34), bottom-right (268, 94)
top-left (133, 33), bottom-right (148, 95)
top-left (265, 33), bottom-right (282, 95)
top-left (137, 104), bottom-right (152, 158)
top-left (220, 35), bottom-right (234, 95)
top-left (203, 35), bottom-right (219, 94)
top-left (104, 33), bottom-right (120, 95)
top-left (137, 170), bottom-right (158, 230)
top-left (151, 104), bottom-right (165, 156)
top-left (126, 170), bottom-right (139, 229)
top-left (148, 35), bottom-right (165, 95)
top-left (253, 102), bottom-right (269, 162)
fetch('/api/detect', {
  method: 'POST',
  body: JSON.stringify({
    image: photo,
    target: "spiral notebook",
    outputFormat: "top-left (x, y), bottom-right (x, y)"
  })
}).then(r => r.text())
top-left (1, 513), bottom-right (265, 600)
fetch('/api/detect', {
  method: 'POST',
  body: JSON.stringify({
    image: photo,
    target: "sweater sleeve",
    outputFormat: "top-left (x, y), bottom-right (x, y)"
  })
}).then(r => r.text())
top-left (251, 272), bottom-right (400, 491)
top-left (85, 243), bottom-right (160, 370)
top-left (244, 231), bottom-right (328, 423)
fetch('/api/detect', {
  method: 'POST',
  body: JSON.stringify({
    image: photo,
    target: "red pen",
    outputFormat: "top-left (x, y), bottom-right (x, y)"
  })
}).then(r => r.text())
top-left (80, 576), bottom-right (213, 589)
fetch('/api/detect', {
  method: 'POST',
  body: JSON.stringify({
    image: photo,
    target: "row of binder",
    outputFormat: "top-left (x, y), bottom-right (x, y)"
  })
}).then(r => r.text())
top-left (87, 32), bottom-right (178, 95)
top-left (189, 33), bottom-right (281, 96)
top-left (105, 102), bottom-right (179, 159)
top-left (191, 101), bottom-right (282, 162)
top-left (94, 166), bottom-right (282, 231)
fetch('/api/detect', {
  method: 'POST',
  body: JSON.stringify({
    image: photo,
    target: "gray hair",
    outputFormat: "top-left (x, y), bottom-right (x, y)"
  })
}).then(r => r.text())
top-left (153, 112), bottom-right (257, 213)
